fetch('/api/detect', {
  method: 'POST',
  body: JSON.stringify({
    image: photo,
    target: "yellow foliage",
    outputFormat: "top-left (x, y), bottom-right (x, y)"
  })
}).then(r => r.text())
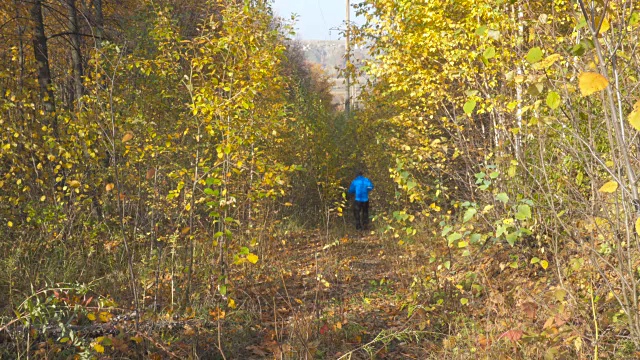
top-left (578, 72), bottom-right (609, 96)
top-left (629, 100), bottom-right (640, 131)
top-left (598, 180), bottom-right (618, 193)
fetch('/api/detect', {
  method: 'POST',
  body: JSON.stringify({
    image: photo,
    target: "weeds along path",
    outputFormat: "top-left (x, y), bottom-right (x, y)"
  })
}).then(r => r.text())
top-left (230, 229), bottom-right (439, 359)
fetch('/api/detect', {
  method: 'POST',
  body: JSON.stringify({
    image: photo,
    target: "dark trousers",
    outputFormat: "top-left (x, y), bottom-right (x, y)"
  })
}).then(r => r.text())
top-left (353, 201), bottom-right (369, 230)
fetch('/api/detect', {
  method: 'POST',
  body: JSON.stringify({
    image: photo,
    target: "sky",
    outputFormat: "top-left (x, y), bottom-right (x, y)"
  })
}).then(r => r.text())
top-left (271, 0), bottom-right (363, 40)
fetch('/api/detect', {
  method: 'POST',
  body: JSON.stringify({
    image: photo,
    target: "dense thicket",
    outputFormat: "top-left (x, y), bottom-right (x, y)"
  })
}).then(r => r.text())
top-left (352, 0), bottom-right (640, 357)
top-left (5, 0), bottom-right (640, 358)
top-left (0, 1), bottom-right (352, 356)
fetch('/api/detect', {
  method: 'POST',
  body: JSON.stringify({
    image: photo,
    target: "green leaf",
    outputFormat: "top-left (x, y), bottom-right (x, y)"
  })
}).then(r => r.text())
top-left (546, 91), bottom-right (561, 110)
top-left (463, 208), bottom-right (477, 223)
top-left (475, 25), bottom-right (488, 36)
top-left (630, 12), bottom-right (639, 26)
top-left (483, 47), bottom-right (496, 59)
top-left (447, 232), bottom-right (463, 245)
top-left (526, 47), bottom-right (543, 64)
top-left (506, 232), bottom-right (518, 246)
top-left (515, 204), bottom-right (532, 220)
top-left (530, 257), bottom-right (540, 264)
top-left (460, 298), bottom-right (469, 305)
top-left (495, 192), bottom-right (509, 203)
top-left (463, 100), bottom-right (477, 115)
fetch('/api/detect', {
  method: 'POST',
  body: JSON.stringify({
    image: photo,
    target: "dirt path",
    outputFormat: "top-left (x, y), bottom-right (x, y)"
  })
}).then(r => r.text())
top-left (230, 230), bottom-right (436, 359)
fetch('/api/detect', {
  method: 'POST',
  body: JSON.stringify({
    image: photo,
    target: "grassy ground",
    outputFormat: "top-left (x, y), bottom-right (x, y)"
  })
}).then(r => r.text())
top-left (3, 224), bottom-right (634, 359)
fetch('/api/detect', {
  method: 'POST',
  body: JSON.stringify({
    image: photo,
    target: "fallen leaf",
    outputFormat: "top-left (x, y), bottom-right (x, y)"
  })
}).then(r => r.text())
top-left (93, 343), bottom-right (105, 353)
top-left (122, 132), bottom-right (134, 142)
top-left (540, 260), bottom-right (549, 270)
top-left (183, 324), bottom-right (195, 336)
top-left (98, 311), bottom-right (112, 323)
top-left (521, 302), bottom-right (538, 320)
top-left (130, 336), bottom-right (143, 344)
top-left (246, 345), bottom-right (268, 357)
top-left (247, 253), bottom-right (259, 264)
top-left (499, 329), bottom-right (523, 342)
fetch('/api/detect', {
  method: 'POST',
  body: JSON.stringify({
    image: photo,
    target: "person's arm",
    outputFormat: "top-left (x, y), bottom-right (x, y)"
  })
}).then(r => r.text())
top-left (366, 179), bottom-right (374, 191)
top-left (348, 181), bottom-right (356, 194)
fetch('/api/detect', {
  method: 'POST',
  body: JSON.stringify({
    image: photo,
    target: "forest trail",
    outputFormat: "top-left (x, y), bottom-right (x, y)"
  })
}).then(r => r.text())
top-left (229, 229), bottom-right (436, 359)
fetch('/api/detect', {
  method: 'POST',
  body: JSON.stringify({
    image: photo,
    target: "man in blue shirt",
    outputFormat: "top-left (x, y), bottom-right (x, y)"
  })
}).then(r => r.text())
top-left (348, 170), bottom-right (374, 230)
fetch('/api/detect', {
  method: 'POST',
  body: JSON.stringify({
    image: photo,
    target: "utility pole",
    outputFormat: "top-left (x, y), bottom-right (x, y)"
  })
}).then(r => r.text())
top-left (345, 0), bottom-right (351, 116)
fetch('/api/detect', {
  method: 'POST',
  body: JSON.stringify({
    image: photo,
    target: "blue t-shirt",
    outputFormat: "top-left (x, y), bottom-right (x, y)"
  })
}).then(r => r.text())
top-left (348, 175), bottom-right (374, 202)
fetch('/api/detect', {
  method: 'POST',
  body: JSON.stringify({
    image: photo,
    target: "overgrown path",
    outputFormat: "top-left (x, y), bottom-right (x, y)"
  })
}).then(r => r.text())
top-left (229, 229), bottom-right (438, 359)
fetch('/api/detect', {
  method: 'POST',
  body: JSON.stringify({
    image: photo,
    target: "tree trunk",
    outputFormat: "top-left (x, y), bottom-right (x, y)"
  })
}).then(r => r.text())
top-left (65, 0), bottom-right (84, 107)
top-left (94, 0), bottom-right (104, 47)
top-left (30, 0), bottom-right (58, 137)
top-left (14, 0), bottom-right (26, 89)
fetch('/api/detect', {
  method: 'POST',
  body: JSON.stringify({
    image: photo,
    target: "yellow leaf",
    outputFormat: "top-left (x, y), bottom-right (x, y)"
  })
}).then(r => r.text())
top-left (629, 101), bottom-right (640, 131)
top-left (40, 195), bottom-right (46, 202)
top-left (68, 180), bottom-right (81, 188)
top-left (597, 16), bottom-right (610, 33)
top-left (598, 180), bottom-right (618, 193)
top-left (105, 183), bottom-right (115, 192)
top-left (228, 298), bottom-right (236, 309)
top-left (635, 218), bottom-right (640, 236)
top-left (247, 253), bottom-right (259, 264)
top-left (98, 311), bottom-right (112, 323)
top-left (532, 54), bottom-right (562, 70)
top-left (130, 336), bottom-right (143, 344)
top-left (7, 221), bottom-right (13, 228)
top-left (93, 343), bottom-right (105, 353)
top-left (540, 260), bottom-right (549, 270)
top-left (122, 132), bottom-right (134, 143)
top-left (87, 313), bottom-right (96, 321)
top-left (579, 72), bottom-right (609, 96)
